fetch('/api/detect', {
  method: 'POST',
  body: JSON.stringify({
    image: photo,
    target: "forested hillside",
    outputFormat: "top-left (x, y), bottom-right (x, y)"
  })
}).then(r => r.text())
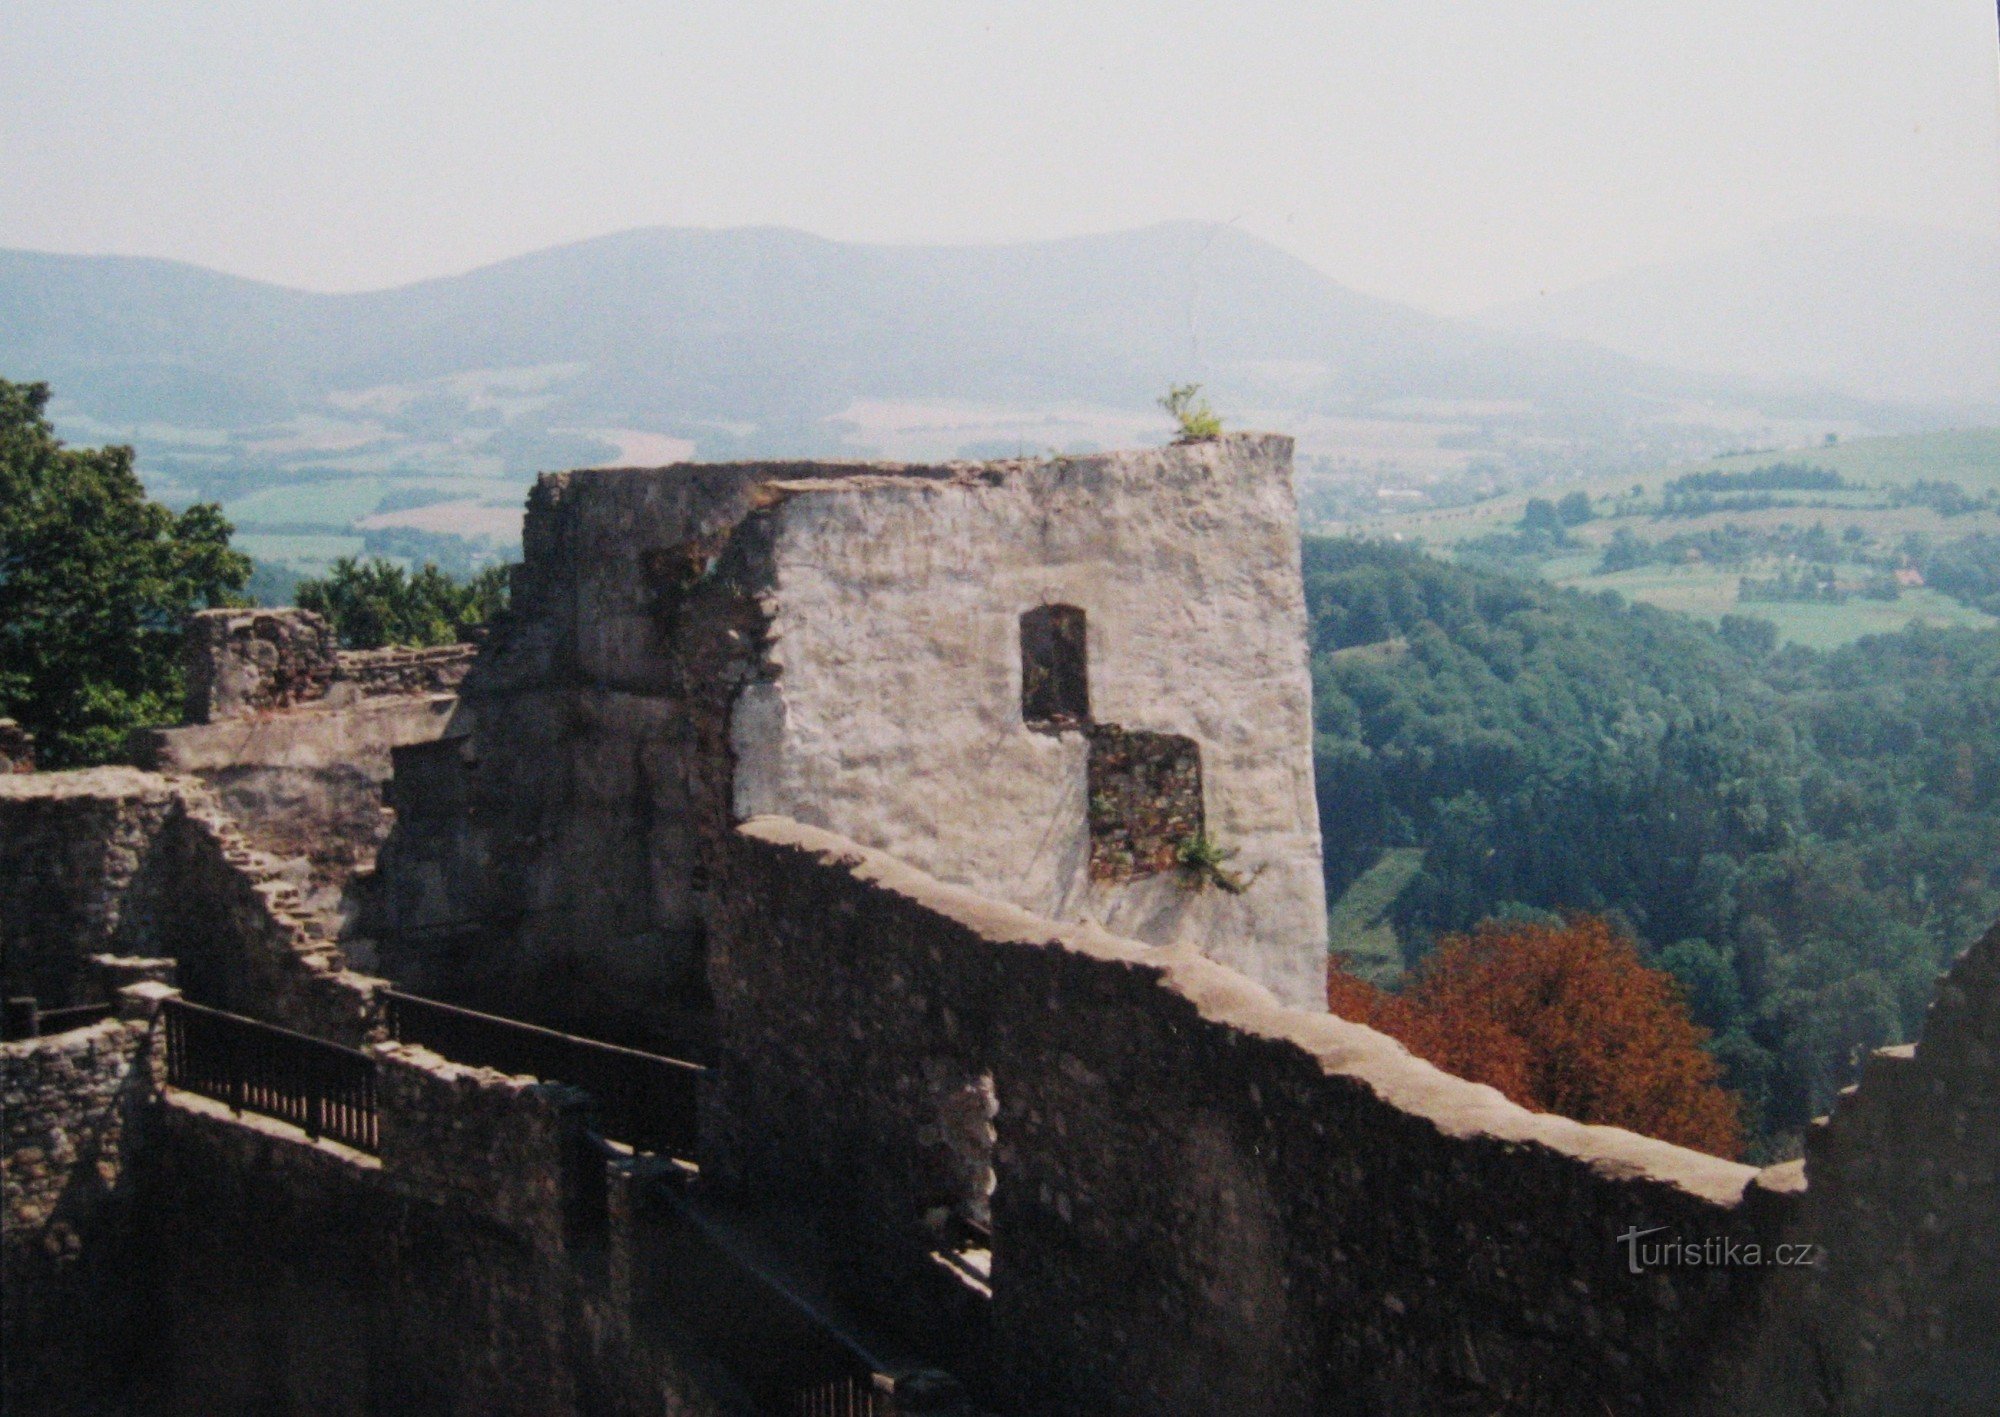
top-left (1305, 537), bottom-right (2000, 1154)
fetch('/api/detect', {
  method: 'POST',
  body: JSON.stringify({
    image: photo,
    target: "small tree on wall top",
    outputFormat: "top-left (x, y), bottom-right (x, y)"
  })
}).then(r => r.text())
top-left (1159, 384), bottom-right (1223, 442)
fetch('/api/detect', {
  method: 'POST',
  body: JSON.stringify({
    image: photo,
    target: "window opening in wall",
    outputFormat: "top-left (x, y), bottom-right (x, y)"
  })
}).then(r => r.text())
top-left (1020, 604), bottom-right (1089, 729)
top-left (923, 1067), bottom-right (997, 1298)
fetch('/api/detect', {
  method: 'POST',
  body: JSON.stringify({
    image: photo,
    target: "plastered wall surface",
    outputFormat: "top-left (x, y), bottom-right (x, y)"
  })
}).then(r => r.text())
top-left (382, 437), bottom-right (1328, 1024)
top-left (732, 437), bottom-right (1328, 1007)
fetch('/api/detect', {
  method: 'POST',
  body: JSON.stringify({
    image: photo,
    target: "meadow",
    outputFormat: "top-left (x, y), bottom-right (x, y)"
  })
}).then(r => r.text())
top-left (1334, 428), bottom-right (2000, 647)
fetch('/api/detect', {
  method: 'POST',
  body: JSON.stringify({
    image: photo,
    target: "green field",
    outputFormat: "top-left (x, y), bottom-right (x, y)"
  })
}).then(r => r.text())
top-left (234, 533), bottom-right (367, 576)
top-left (1327, 847), bottom-right (1425, 984)
top-left (222, 476), bottom-right (529, 531)
top-left (1353, 428), bottom-right (2000, 647)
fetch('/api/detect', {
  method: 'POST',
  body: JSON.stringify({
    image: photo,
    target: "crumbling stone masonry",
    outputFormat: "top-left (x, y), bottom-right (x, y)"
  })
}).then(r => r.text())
top-left (2, 985), bottom-right (171, 1412)
top-left (5, 437), bottom-right (2000, 1415)
top-left (377, 437), bottom-right (1331, 1047)
top-left (132, 609), bottom-right (469, 937)
top-left (0, 769), bottom-right (380, 1044)
top-left (707, 817), bottom-right (1796, 1416)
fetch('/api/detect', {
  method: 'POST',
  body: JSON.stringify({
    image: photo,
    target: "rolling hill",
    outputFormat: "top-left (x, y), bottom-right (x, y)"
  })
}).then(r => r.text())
top-left (1, 222), bottom-right (1950, 579)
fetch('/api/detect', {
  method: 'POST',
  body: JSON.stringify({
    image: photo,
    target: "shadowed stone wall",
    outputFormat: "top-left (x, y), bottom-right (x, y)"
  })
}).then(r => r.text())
top-left (1, 997), bottom-right (161, 1414)
top-left (1735, 919), bottom-right (2000, 1415)
top-left (708, 817), bottom-right (1794, 1416)
top-left (0, 770), bottom-right (380, 1043)
top-left (378, 437), bottom-right (1329, 1053)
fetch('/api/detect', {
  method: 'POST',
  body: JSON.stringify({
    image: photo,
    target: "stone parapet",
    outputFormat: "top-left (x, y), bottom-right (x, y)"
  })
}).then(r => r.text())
top-left (711, 816), bottom-right (1779, 1416)
top-left (182, 607), bottom-right (476, 726)
top-left (184, 608), bottom-right (340, 723)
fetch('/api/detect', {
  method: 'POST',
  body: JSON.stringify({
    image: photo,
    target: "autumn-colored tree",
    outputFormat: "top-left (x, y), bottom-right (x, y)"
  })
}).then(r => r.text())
top-left (1328, 916), bottom-right (1743, 1158)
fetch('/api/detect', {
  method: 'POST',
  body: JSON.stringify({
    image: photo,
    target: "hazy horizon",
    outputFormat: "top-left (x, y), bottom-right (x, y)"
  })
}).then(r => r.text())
top-left (4, 0), bottom-right (1995, 317)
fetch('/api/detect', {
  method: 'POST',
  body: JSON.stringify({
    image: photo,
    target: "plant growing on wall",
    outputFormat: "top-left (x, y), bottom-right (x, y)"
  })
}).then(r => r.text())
top-left (1159, 384), bottom-right (1223, 443)
top-left (1176, 830), bottom-right (1247, 893)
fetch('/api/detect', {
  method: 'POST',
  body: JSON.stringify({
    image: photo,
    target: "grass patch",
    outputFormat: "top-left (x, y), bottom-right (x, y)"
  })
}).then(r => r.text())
top-left (1327, 847), bottom-right (1425, 985)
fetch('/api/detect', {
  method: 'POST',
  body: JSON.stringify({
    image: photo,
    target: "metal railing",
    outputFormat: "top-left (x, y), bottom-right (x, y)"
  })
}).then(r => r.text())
top-left (792, 1373), bottom-right (893, 1417)
top-left (3, 997), bottom-right (115, 1041)
top-left (162, 997), bottom-right (379, 1153)
top-left (382, 991), bottom-right (703, 1159)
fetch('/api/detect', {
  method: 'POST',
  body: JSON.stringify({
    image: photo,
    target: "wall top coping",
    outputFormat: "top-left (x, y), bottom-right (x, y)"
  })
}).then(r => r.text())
top-left (541, 433), bottom-right (1295, 505)
top-left (738, 814), bottom-right (1763, 1208)
top-left (0, 1015), bottom-right (133, 1059)
top-left (0, 765), bottom-right (177, 803)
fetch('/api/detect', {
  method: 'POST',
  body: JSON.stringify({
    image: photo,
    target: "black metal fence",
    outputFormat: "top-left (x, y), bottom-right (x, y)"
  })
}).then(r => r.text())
top-left (162, 997), bottom-right (379, 1153)
top-left (382, 991), bottom-right (703, 1159)
top-left (3, 997), bottom-right (115, 1041)
top-left (792, 1373), bottom-right (892, 1417)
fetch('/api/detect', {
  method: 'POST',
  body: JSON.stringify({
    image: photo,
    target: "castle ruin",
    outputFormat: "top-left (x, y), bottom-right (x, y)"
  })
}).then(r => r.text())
top-left (3, 435), bottom-right (1997, 1415)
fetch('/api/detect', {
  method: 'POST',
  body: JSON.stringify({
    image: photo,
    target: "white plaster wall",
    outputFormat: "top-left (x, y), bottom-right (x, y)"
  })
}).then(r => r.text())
top-left (731, 435), bottom-right (1328, 1009)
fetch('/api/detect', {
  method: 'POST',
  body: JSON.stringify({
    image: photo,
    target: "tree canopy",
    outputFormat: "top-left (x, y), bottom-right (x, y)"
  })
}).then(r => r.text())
top-left (1329, 916), bottom-right (1743, 1157)
top-left (0, 379), bottom-right (250, 766)
top-left (1306, 536), bottom-right (2000, 1155)
top-left (295, 557), bottom-right (509, 650)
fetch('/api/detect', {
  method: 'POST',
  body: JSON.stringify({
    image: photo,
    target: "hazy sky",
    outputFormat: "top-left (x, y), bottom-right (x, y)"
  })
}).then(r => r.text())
top-left (4, 1), bottom-right (1997, 314)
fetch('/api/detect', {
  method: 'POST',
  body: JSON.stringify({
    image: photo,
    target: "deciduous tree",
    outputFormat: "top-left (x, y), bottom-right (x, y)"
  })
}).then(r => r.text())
top-left (1329, 915), bottom-right (1744, 1158)
top-left (0, 379), bottom-right (250, 765)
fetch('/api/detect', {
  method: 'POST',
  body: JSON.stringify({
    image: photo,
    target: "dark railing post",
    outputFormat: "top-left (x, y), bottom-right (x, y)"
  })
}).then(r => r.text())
top-left (305, 1054), bottom-right (324, 1139)
top-left (3, 997), bottom-right (38, 1041)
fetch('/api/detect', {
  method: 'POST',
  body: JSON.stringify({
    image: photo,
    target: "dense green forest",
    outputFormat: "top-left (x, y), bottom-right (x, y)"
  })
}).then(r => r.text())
top-left (1304, 537), bottom-right (2000, 1156)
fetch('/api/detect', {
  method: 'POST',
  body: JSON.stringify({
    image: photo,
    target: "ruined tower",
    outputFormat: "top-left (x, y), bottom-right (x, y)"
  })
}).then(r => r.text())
top-left (377, 433), bottom-right (1329, 1048)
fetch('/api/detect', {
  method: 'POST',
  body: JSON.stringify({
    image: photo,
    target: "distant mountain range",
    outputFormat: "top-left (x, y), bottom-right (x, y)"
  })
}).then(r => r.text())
top-left (0, 222), bottom-right (1968, 571)
top-left (1483, 219), bottom-right (2000, 412)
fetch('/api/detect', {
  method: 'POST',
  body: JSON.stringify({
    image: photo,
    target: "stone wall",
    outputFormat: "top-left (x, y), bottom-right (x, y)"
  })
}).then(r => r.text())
top-left (709, 817), bottom-right (1793, 1417)
top-left (181, 608), bottom-right (476, 725)
top-left (337, 642), bottom-right (480, 699)
top-left (184, 608), bottom-right (342, 722)
top-left (132, 694), bottom-right (460, 933)
top-left (0, 768), bottom-right (183, 1007)
top-left (1, 992), bottom-right (163, 1413)
top-left (1735, 919), bottom-right (2000, 1415)
top-left (732, 437), bottom-right (1329, 1008)
top-left (378, 438), bottom-right (1329, 1060)
top-left (132, 1041), bottom-right (720, 1417)
top-left (138, 609), bottom-right (468, 940)
top-left (0, 770), bottom-right (381, 1043)
top-left (372, 461), bottom-right (894, 1052)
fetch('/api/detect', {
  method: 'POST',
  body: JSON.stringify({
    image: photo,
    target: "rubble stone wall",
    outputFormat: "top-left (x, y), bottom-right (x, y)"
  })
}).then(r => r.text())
top-left (710, 817), bottom-right (1792, 1417)
top-left (1735, 920), bottom-right (2000, 1414)
top-left (0, 770), bottom-right (381, 1043)
top-left (0, 1011), bottom-right (159, 1414)
top-left (182, 608), bottom-right (475, 725)
top-left (0, 768), bottom-right (183, 1007)
top-left (132, 693), bottom-right (460, 929)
